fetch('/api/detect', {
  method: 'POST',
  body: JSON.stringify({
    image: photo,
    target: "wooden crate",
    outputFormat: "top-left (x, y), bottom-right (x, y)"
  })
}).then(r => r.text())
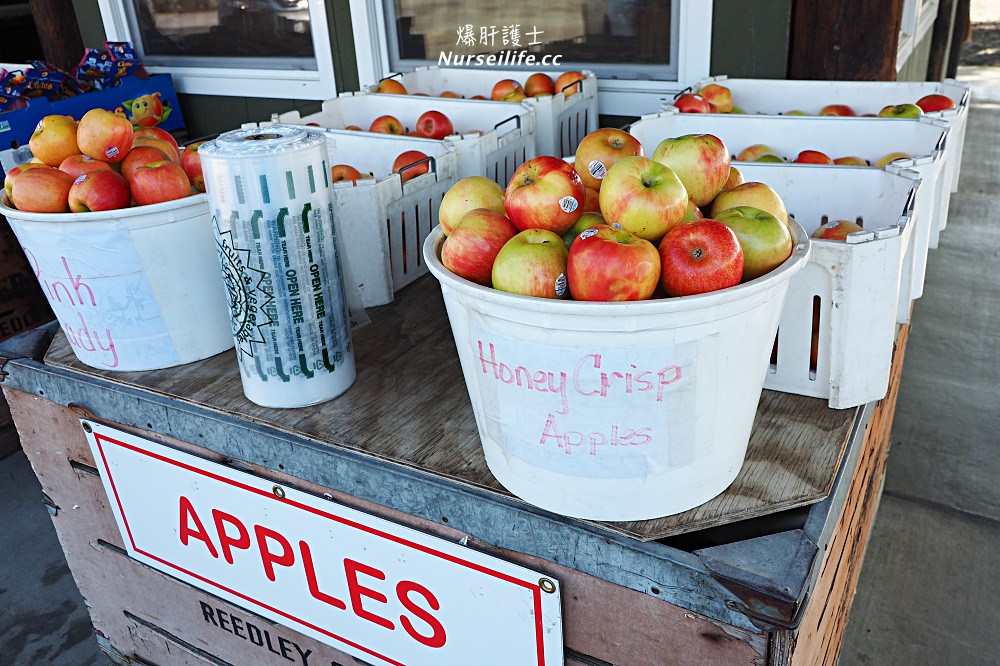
top-left (0, 274), bottom-right (907, 665)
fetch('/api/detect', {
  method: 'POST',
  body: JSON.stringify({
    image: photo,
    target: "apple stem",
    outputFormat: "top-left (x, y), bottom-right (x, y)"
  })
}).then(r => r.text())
top-left (693, 248), bottom-right (703, 259)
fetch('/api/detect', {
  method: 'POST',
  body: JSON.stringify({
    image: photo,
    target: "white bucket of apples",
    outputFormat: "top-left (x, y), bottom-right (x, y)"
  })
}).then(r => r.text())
top-left (0, 111), bottom-right (232, 372)
top-left (422, 128), bottom-right (811, 521)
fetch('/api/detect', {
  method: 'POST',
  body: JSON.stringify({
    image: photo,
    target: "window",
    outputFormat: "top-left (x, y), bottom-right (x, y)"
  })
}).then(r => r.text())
top-left (897, 0), bottom-right (940, 70)
top-left (96, 0), bottom-right (337, 98)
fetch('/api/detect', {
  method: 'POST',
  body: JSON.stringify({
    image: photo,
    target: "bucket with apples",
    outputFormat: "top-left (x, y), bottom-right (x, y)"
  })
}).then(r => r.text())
top-left (270, 91), bottom-right (537, 189)
top-left (422, 130), bottom-right (810, 521)
top-left (0, 114), bottom-right (233, 372)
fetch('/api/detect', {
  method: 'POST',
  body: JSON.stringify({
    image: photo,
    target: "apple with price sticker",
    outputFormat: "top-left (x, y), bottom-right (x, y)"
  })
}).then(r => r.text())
top-left (812, 219), bottom-right (864, 241)
top-left (574, 128), bottom-right (644, 191)
top-left (68, 170), bottom-right (132, 212)
top-left (58, 154), bottom-right (114, 179)
top-left (658, 218), bottom-right (743, 297)
top-left (441, 208), bottom-right (518, 286)
top-left (76, 107), bottom-right (134, 163)
top-left (504, 156), bottom-right (585, 235)
top-left (491, 79), bottom-right (524, 101)
top-left (598, 156), bottom-right (688, 242)
top-left (568, 224), bottom-right (661, 301)
top-left (491, 228), bottom-right (569, 299)
top-left (439, 176), bottom-right (506, 236)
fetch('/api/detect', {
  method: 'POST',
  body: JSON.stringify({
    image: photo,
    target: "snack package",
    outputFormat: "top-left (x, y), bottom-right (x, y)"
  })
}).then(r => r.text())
top-left (105, 41), bottom-right (148, 81)
top-left (77, 48), bottom-right (118, 90)
top-left (24, 65), bottom-right (66, 101)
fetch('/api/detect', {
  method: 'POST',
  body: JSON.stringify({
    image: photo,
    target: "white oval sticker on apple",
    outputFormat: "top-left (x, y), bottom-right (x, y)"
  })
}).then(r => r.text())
top-left (559, 196), bottom-right (579, 213)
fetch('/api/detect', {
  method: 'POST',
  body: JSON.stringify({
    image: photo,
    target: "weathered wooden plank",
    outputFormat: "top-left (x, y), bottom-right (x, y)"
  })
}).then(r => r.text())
top-left (41, 273), bottom-right (856, 541)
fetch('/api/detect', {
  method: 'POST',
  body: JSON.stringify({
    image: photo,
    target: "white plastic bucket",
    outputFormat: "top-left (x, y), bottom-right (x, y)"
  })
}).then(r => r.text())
top-left (423, 224), bottom-right (811, 521)
top-left (1, 194), bottom-right (234, 372)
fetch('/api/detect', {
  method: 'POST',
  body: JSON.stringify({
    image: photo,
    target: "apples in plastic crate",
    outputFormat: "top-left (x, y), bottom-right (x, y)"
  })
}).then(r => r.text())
top-left (629, 110), bottom-right (947, 322)
top-left (366, 67), bottom-right (599, 160)
top-left (272, 91), bottom-right (535, 186)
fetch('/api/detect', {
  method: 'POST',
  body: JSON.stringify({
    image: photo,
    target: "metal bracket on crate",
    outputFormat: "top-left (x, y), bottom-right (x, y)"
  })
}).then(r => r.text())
top-left (672, 85), bottom-right (694, 100)
top-left (493, 114), bottom-right (521, 135)
top-left (395, 154), bottom-right (437, 192)
top-left (0, 320), bottom-right (59, 381)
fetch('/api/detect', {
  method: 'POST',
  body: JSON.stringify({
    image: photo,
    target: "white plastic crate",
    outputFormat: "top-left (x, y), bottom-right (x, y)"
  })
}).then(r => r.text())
top-left (738, 163), bottom-right (920, 408)
top-left (366, 67), bottom-right (599, 159)
top-left (688, 76), bottom-right (971, 246)
top-left (273, 91), bottom-right (535, 187)
top-left (247, 123), bottom-right (460, 308)
top-left (629, 110), bottom-right (947, 321)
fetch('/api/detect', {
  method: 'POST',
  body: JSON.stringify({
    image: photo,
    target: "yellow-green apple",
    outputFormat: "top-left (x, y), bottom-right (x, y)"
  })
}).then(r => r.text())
top-left (681, 200), bottom-right (703, 223)
top-left (698, 83), bottom-right (733, 113)
top-left (736, 144), bottom-right (780, 162)
top-left (377, 79), bottom-right (407, 94)
top-left (714, 206), bottom-right (793, 281)
top-left (9, 166), bottom-right (75, 213)
top-left (130, 161), bottom-right (191, 206)
top-left (709, 181), bottom-right (789, 227)
top-left (181, 141), bottom-right (207, 192)
top-left (120, 145), bottom-right (171, 183)
top-left (657, 219), bottom-right (743, 297)
top-left (524, 72), bottom-right (554, 97)
top-left (134, 126), bottom-right (180, 152)
top-left (812, 219), bottom-right (864, 240)
top-left (651, 133), bottom-right (731, 206)
top-left (441, 208), bottom-right (518, 286)
top-left (329, 164), bottom-right (365, 184)
top-left (28, 115), bottom-right (80, 167)
top-left (344, 125), bottom-right (363, 131)
top-left (368, 115), bottom-right (405, 134)
top-left (504, 156), bottom-right (585, 234)
top-left (554, 71), bottom-right (586, 98)
top-left (59, 154), bottom-right (115, 179)
top-left (916, 93), bottom-right (956, 113)
top-left (730, 107), bottom-right (747, 114)
top-left (76, 108), bottom-right (134, 163)
top-left (755, 154), bottom-right (785, 163)
top-left (4, 162), bottom-right (49, 200)
top-left (784, 110), bottom-right (807, 116)
top-left (674, 92), bottom-right (716, 113)
top-left (415, 110), bottom-right (454, 139)
top-left (722, 166), bottom-right (745, 192)
top-left (574, 128), bottom-right (644, 191)
top-left (68, 170), bottom-right (131, 212)
top-left (599, 156), bottom-right (688, 242)
top-left (567, 223), bottom-right (660, 301)
top-left (878, 103), bottom-right (922, 119)
top-left (393, 150), bottom-right (430, 183)
top-left (491, 228), bottom-right (569, 298)
top-left (819, 104), bottom-right (856, 117)
top-left (834, 155), bottom-right (869, 166)
top-left (561, 211), bottom-right (605, 250)
top-left (502, 91), bottom-right (527, 103)
top-left (874, 151), bottom-right (911, 167)
top-left (439, 176), bottom-right (505, 236)
top-left (794, 149), bottom-right (834, 165)
top-left (491, 79), bottom-right (524, 101)
top-left (582, 186), bottom-right (601, 212)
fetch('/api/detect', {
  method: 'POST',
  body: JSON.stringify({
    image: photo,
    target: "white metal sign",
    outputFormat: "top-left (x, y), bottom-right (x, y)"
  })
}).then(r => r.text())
top-left (84, 421), bottom-right (563, 666)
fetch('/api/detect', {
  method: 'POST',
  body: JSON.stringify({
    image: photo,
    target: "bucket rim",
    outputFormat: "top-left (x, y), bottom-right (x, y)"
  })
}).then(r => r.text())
top-left (423, 221), bottom-right (811, 315)
top-left (0, 193), bottom-right (209, 224)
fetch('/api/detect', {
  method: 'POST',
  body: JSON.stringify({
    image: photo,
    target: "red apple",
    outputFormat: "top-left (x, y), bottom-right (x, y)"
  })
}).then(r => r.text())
top-left (415, 110), bottom-right (455, 139)
top-left (134, 126), bottom-right (180, 151)
top-left (377, 79), bottom-right (408, 95)
top-left (181, 141), bottom-right (207, 192)
top-left (469, 95), bottom-right (488, 100)
top-left (736, 144), bottom-right (780, 162)
top-left (58, 154), bottom-right (114, 179)
top-left (68, 170), bottom-right (131, 212)
top-left (441, 208), bottom-right (518, 286)
top-left (574, 128), bottom-right (644, 191)
top-left (4, 162), bottom-right (50, 201)
top-left (130, 160), bottom-right (191, 206)
top-left (9, 166), bottom-right (75, 213)
top-left (439, 176), bottom-right (506, 236)
top-left (818, 104), bottom-right (856, 117)
top-left (698, 83), bottom-right (734, 113)
top-left (582, 186), bottom-right (601, 212)
top-left (812, 219), bottom-right (864, 241)
top-left (491, 228), bottom-right (569, 299)
top-left (567, 223), bottom-right (660, 301)
top-left (674, 93), bottom-right (717, 113)
top-left (554, 71), bottom-right (586, 98)
top-left (681, 200), bottom-right (704, 223)
top-left (77, 107), bottom-right (134, 163)
top-left (794, 149), bottom-right (835, 165)
top-left (561, 211), bottom-right (605, 250)
top-left (598, 156), bottom-right (688, 242)
top-left (392, 150), bottom-right (430, 183)
top-left (713, 206), bottom-right (793, 281)
top-left (330, 164), bottom-right (366, 184)
top-left (28, 115), bottom-right (80, 167)
top-left (651, 133), bottom-right (731, 206)
top-left (833, 155), bottom-right (870, 166)
top-left (916, 93), bottom-right (956, 113)
top-left (709, 181), bottom-right (789, 227)
top-left (504, 156), bottom-right (585, 235)
top-left (524, 72), bottom-right (555, 97)
top-left (754, 154), bottom-right (786, 163)
top-left (120, 145), bottom-right (171, 183)
top-left (878, 103), bottom-right (922, 119)
top-left (491, 79), bottom-right (524, 101)
top-left (658, 219), bottom-right (743, 297)
top-left (369, 115), bottom-right (405, 135)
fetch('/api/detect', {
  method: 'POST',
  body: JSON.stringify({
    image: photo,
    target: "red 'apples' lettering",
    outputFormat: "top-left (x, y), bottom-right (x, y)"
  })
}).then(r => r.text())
top-left (345, 558), bottom-right (395, 630)
top-left (397, 580), bottom-right (447, 648)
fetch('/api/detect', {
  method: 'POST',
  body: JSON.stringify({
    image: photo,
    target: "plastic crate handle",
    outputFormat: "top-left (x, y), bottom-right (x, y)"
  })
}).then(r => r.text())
top-left (493, 115), bottom-right (521, 134)
top-left (396, 154), bottom-right (436, 188)
top-left (379, 73), bottom-right (405, 83)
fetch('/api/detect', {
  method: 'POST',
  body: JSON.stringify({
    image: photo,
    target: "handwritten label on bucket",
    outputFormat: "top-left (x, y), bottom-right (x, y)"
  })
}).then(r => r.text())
top-left (468, 324), bottom-right (700, 478)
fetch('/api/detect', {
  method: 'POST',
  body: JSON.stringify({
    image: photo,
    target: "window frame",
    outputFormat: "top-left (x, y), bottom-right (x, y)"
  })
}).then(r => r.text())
top-left (897, 0), bottom-right (940, 71)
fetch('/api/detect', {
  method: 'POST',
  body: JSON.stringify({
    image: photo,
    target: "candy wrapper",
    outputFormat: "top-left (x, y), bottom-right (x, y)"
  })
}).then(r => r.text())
top-left (23, 66), bottom-right (66, 101)
top-left (106, 42), bottom-right (149, 82)
top-left (77, 49), bottom-right (118, 91)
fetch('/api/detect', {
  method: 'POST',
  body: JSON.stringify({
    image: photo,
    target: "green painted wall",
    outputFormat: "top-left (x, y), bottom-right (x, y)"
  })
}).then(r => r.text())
top-left (897, 29), bottom-right (935, 82)
top-left (710, 0), bottom-right (792, 79)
